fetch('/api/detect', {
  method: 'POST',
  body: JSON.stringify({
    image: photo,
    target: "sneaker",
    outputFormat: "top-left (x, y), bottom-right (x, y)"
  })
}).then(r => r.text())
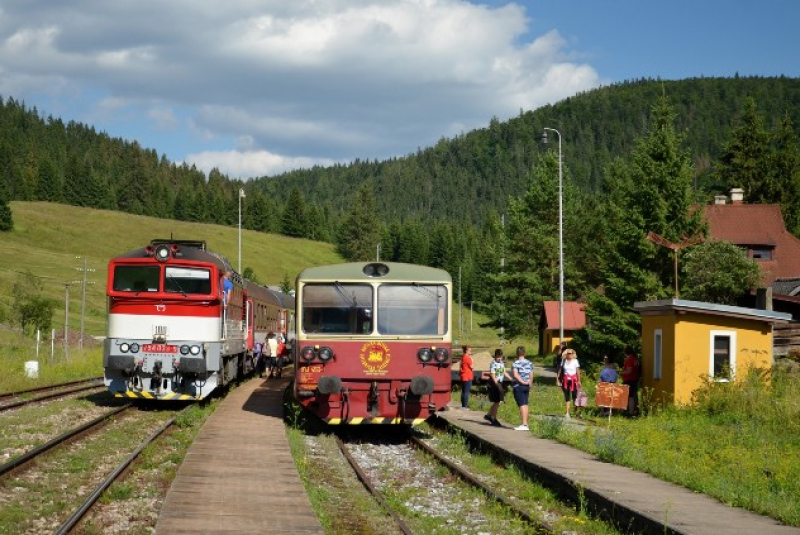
top-left (491, 419), bottom-right (502, 427)
top-left (565, 413), bottom-right (571, 420)
top-left (484, 413), bottom-right (494, 423)
top-left (514, 424), bottom-right (529, 431)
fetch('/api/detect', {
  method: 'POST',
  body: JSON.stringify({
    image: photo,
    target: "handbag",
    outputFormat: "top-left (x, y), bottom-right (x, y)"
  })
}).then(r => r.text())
top-left (575, 388), bottom-right (588, 407)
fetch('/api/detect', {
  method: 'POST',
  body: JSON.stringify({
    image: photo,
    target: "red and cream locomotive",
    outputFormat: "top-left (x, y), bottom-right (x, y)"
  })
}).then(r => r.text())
top-left (103, 239), bottom-right (291, 400)
top-left (294, 261), bottom-right (452, 424)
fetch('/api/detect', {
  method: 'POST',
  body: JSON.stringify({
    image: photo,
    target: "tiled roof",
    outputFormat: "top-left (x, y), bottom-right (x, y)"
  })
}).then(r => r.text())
top-left (703, 203), bottom-right (800, 286)
top-left (542, 301), bottom-right (586, 331)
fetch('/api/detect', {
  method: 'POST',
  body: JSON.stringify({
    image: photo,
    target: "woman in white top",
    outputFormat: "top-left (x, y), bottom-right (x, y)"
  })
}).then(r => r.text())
top-left (557, 348), bottom-right (581, 419)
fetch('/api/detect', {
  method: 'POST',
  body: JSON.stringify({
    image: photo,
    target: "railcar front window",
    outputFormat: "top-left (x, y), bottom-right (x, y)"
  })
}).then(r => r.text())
top-left (302, 283), bottom-right (373, 334)
top-left (377, 284), bottom-right (448, 335)
top-left (165, 266), bottom-right (212, 295)
top-left (113, 265), bottom-right (160, 293)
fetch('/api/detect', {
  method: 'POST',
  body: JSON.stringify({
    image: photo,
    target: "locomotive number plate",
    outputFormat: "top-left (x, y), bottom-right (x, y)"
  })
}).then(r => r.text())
top-left (142, 344), bottom-right (178, 354)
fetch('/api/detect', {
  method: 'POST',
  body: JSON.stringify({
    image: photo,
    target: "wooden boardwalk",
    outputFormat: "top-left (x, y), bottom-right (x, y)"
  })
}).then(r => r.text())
top-left (155, 374), bottom-right (323, 534)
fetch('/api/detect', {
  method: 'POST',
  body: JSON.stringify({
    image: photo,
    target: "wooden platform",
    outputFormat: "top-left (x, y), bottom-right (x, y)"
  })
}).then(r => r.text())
top-left (155, 375), bottom-right (323, 534)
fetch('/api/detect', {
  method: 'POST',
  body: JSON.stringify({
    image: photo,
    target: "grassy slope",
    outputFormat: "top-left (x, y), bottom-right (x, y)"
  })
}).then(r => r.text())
top-left (0, 201), bottom-right (343, 338)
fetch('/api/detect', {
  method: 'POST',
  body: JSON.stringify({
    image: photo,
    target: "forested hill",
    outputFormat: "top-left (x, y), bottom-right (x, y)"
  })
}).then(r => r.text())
top-left (2, 76), bottom-right (800, 234)
top-left (255, 76), bottom-right (800, 226)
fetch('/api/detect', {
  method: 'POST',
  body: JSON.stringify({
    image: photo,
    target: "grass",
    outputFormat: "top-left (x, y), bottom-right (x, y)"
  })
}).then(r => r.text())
top-left (1, 201), bottom-right (343, 339)
top-left (0, 328), bottom-right (103, 393)
top-left (458, 368), bottom-right (800, 526)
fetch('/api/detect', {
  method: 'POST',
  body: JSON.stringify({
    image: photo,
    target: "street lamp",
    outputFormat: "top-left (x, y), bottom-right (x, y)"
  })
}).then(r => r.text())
top-left (238, 188), bottom-right (246, 274)
top-left (542, 127), bottom-right (564, 345)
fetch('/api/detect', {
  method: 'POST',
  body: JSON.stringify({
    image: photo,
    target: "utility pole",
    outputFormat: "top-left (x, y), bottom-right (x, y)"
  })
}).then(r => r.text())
top-left (64, 283), bottom-right (70, 361)
top-left (75, 257), bottom-right (95, 349)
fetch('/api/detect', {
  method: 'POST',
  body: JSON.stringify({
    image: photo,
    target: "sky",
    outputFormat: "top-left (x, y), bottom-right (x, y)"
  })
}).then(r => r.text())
top-left (1, 1), bottom-right (798, 180)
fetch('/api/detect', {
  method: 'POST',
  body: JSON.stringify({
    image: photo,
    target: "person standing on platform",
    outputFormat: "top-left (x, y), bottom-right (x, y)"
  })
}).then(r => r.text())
top-left (599, 355), bottom-right (618, 383)
top-left (459, 345), bottom-right (474, 409)
top-left (621, 345), bottom-right (641, 416)
top-left (484, 349), bottom-right (511, 427)
top-left (265, 332), bottom-right (278, 378)
top-left (560, 348), bottom-right (581, 419)
top-left (511, 346), bottom-right (533, 431)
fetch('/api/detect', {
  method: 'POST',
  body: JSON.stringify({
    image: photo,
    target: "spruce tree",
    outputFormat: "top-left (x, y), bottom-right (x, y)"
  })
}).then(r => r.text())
top-left (336, 183), bottom-right (381, 261)
top-left (575, 96), bottom-right (704, 357)
top-left (715, 98), bottom-right (775, 202)
top-left (0, 197), bottom-right (13, 231)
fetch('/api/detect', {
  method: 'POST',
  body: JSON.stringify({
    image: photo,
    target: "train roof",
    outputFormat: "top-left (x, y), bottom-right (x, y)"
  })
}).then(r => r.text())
top-left (297, 262), bottom-right (452, 284)
top-left (243, 280), bottom-right (294, 310)
top-left (111, 241), bottom-right (235, 273)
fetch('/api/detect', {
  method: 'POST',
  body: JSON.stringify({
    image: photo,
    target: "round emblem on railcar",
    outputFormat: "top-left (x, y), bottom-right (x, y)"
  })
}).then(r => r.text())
top-left (360, 341), bottom-right (391, 375)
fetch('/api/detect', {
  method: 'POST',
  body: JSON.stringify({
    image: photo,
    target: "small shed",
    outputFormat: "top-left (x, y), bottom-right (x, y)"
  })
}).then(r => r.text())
top-left (538, 301), bottom-right (586, 356)
top-left (633, 299), bottom-right (791, 405)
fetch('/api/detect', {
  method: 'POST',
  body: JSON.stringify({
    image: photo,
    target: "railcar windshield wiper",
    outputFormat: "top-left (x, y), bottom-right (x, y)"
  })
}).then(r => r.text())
top-left (411, 282), bottom-right (441, 301)
top-left (167, 275), bottom-right (187, 296)
top-left (334, 281), bottom-right (356, 307)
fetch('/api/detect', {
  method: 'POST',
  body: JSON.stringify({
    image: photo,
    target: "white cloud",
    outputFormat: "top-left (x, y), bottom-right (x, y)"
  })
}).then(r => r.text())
top-left (0, 1), bottom-right (602, 177)
top-left (186, 149), bottom-right (338, 178)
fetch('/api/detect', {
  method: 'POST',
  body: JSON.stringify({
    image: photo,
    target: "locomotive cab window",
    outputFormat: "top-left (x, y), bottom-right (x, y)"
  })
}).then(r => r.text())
top-left (302, 283), bottom-right (373, 334)
top-left (113, 265), bottom-right (160, 293)
top-left (165, 266), bottom-right (212, 295)
top-left (377, 284), bottom-right (448, 335)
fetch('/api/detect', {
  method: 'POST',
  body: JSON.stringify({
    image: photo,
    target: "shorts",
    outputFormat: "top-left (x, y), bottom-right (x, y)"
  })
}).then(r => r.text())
top-left (487, 383), bottom-right (504, 403)
top-left (512, 384), bottom-right (530, 406)
top-left (269, 356), bottom-right (279, 368)
top-left (562, 387), bottom-right (578, 402)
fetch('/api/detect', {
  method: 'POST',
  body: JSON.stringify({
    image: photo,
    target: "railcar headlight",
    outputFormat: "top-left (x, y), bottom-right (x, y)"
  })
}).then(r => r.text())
top-left (129, 343), bottom-right (140, 353)
top-left (155, 245), bottom-right (171, 262)
top-left (180, 345), bottom-right (190, 355)
top-left (434, 347), bottom-right (449, 363)
top-left (120, 343), bottom-right (130, 353)
top-left (318, 346), bottom-right (334, 362)
top-left (417, 348), bottom-right (433, 363)
top-left (189, 345), bottom-right (201, 355)
top-left (301, 346), bottom-right (317, 362)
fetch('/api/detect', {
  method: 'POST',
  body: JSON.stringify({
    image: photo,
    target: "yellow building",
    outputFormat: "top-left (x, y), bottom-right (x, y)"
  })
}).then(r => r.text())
top-left (633, 299), bottom-right (790, 405)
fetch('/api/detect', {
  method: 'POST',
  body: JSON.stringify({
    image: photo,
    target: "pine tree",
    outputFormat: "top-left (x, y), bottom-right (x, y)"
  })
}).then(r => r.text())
top-left (0, 197), bottom-right (13, 231)
top-left (772, 113), bottom-right (800, 235)
top-left (281, 187), bottom-right (308, 238)
top-left (715, 98), bottom-right (775, 202)
top-left (336, 183), bottom-right (381, 261)
top-left (575, 96), bottom-right (704, 357)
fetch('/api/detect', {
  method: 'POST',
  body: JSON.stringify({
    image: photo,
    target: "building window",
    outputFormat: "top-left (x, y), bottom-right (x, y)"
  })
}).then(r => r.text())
top-left (750, 248), bottom-right (773, 260)
top-left (653, 329), bottom-right (662, 380)
top-left (709, 330), bottom-right (737, 381)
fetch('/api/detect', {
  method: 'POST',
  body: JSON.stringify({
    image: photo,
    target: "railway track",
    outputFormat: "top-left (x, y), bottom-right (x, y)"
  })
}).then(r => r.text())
top-left (0, 404), bottom-right (132, 478)
top-left (54, 407), bottom-right (188, 534)
top-left (334, 429), bottom-right (553, 534)
top-left (0, 377), bottom-right (105, 412)
top-left (0, 404), bottom-right (185, 534)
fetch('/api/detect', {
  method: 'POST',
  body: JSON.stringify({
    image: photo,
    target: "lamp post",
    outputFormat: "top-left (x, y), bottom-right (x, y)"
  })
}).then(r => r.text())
top-left (238, 188), bottom-right (245, 274)
top-left (542, 127), bottom-right (564, 345)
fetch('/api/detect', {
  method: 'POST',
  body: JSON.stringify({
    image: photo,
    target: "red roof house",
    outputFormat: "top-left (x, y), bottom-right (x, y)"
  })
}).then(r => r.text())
top-left (538, 301), bottom-right (586, 356)
top-left (703, 188), bottom-right (800, 288)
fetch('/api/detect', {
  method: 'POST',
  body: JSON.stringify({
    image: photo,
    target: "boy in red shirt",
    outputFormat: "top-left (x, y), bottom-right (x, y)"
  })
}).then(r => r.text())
top-left (459, 346), bottom-right (474, 409)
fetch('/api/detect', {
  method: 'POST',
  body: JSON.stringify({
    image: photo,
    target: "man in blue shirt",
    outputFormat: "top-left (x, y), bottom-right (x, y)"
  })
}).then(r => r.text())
top-left (511, 346), bottom-right (533, 431)
top-left (221, 270), bottom-right (233, 307)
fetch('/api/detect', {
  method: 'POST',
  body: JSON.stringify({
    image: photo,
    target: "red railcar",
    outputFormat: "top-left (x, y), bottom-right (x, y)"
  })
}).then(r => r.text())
top-left (294, 262), bottom-right (452, 424)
